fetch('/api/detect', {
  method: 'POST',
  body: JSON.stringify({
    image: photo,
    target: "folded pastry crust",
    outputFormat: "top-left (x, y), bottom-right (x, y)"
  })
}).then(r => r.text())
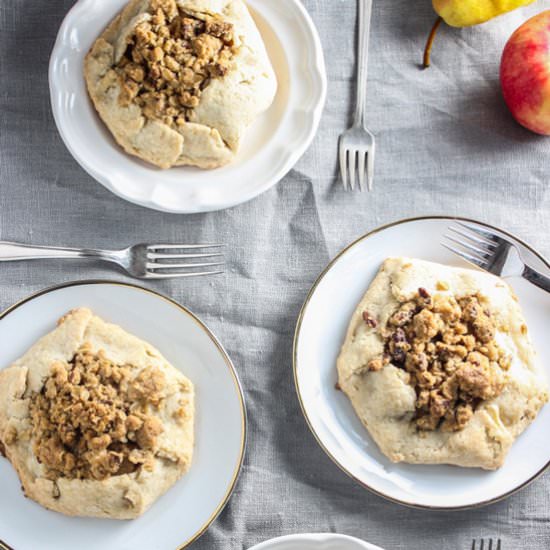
top-left (337, 258), bottom-right (548, 470)
top-left (84, 0), bottom-right (277, 169)
top-left (0, 308), bottom-right (194, 519)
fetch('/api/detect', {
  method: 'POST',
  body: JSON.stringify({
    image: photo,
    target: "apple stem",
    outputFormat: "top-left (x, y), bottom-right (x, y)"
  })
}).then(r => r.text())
top-left (423, 16), bottom-right (443, 69)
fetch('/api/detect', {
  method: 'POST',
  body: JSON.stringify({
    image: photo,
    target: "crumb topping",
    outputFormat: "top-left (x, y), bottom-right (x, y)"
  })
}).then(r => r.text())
top-left (364, 290), bottom-right (511, 432)
top-left (29, 345), bottom-right (166, 481)
top-left (116, 0), bottom-right (236, 127)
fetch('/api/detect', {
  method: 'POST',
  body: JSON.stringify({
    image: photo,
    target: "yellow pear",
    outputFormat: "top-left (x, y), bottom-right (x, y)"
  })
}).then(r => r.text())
top-left (433, 0), bottom-right (536, 27)
top-left (424, 0), bottom-right (537, 67)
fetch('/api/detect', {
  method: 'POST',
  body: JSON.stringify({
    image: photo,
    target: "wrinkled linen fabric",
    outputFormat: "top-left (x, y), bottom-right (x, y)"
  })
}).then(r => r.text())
top-left (1, 1), bottom-right (549, 549)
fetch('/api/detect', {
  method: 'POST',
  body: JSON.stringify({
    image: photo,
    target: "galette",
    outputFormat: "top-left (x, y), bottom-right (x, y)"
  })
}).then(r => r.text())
top-left (85, 0), bottom-right (277, 169)
top-left (0, 308), bottom-right (194, 519)
top-left (337, 257), bottom-right (548, 470)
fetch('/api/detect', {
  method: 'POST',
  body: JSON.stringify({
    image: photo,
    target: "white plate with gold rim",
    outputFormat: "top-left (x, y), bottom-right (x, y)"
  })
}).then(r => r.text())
top-left (249, 533), bottom-right (384, 550)
top-left (49, 0), bottom-right (327, 213)
top-left (293, 216), bottom-right (550, 510)
top-left (0, 281), bottom-right (246, 550)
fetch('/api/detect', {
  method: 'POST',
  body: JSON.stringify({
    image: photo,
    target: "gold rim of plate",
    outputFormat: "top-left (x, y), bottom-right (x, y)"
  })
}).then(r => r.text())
top-left (293, 215), bottom-right (550, 511)
top-left (0, 280), bottom-right (247, 550)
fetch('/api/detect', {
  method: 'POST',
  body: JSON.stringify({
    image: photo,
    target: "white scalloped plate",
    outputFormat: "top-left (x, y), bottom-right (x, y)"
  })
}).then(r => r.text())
top-left (248, 534), bottom-right (384, 550)
top-left (294, 216), bottom-right (550, 510)
top-left (49, 0), bottom-right (326, 213)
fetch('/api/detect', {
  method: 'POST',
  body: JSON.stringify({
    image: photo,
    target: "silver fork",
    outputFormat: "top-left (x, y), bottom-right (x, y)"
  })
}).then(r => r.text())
top-left (472, 539), bottom-right (502, 550)
top-left (0, 241), bottom-right (224, 280)
top-left (338, 0), bottom-right (376, 192)
top-left (442, 222), bottom-right (550, 293)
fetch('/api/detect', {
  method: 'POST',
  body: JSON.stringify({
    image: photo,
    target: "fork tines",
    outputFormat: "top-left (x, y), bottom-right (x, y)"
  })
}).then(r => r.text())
top-left (146, 244), bottom-right (225, 279)
top-left (338, 130), bottom-right (375, 192)
top-left (472, 538), bottom-right (502, 550)
top-left (441, 222), bottom-right (499, 270)
top-left (340, 146), bottom-right (374, 192)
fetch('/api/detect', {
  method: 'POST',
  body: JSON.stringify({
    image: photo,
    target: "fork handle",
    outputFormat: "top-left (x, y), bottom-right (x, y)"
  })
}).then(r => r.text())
top-left (523, 265), bottom-right (550, 293)
top-left (353, 0), bottom-right (374, 127)
top-left (0, 241), bottom-right (117, 262)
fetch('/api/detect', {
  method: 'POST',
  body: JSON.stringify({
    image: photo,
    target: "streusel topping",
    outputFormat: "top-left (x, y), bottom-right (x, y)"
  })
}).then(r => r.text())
top-left (363, 289), bottom-right (511, 432)
top-left (29, 345), bottom-right (166, 481)
top-left (116, 0), bottom-right (236, 127)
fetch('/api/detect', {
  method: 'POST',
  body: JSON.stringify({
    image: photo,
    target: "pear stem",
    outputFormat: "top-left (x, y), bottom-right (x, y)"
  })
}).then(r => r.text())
top-left (423, 16), bottom-right (443, 69)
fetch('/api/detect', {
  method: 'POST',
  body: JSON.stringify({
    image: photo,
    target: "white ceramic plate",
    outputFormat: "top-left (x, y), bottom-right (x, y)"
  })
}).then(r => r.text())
top-left (248, 533), bottom-right (384, 550)
top-left (49, 0), bottom-right (327, 213)
top-left (0, 282), bottom-right (246, 550)
top-left (294, 216), bottom-right (550, 510)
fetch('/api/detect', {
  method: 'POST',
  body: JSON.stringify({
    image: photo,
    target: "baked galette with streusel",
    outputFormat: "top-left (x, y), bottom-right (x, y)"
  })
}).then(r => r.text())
top-left (84, 0), bottom-right (277, 169)
top-left (337, 258), bottom-right (548, 470)
top-left (0, 308), bottom-right (194, 519)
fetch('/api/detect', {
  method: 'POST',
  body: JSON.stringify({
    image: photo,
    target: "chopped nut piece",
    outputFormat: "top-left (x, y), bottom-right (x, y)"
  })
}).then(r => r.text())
top-left (205, 19), bottom-right (233, 40)
top-left (418, 287), bottom-right (431, 301)
top-left (136, 417), bottom-right (163, 450)
top-left (389, 301), bottom-right (417, 327)
top-left (126, 414), bottom-right (143, 432)
top-left (89, 434), bottom-right (112, 451)
top-left (362, 310), bottom-right (378, 328)
top-left (367, 359), bottom-right (384, 372)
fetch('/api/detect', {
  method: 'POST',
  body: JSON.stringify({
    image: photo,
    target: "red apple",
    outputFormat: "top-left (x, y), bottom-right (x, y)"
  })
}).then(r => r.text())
top-left (500, 10), bottom-right (550, 135)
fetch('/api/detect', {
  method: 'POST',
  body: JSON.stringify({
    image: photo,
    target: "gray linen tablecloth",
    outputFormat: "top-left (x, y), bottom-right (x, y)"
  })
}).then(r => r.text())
top-left (1, 0), bottom-right (550, 549)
